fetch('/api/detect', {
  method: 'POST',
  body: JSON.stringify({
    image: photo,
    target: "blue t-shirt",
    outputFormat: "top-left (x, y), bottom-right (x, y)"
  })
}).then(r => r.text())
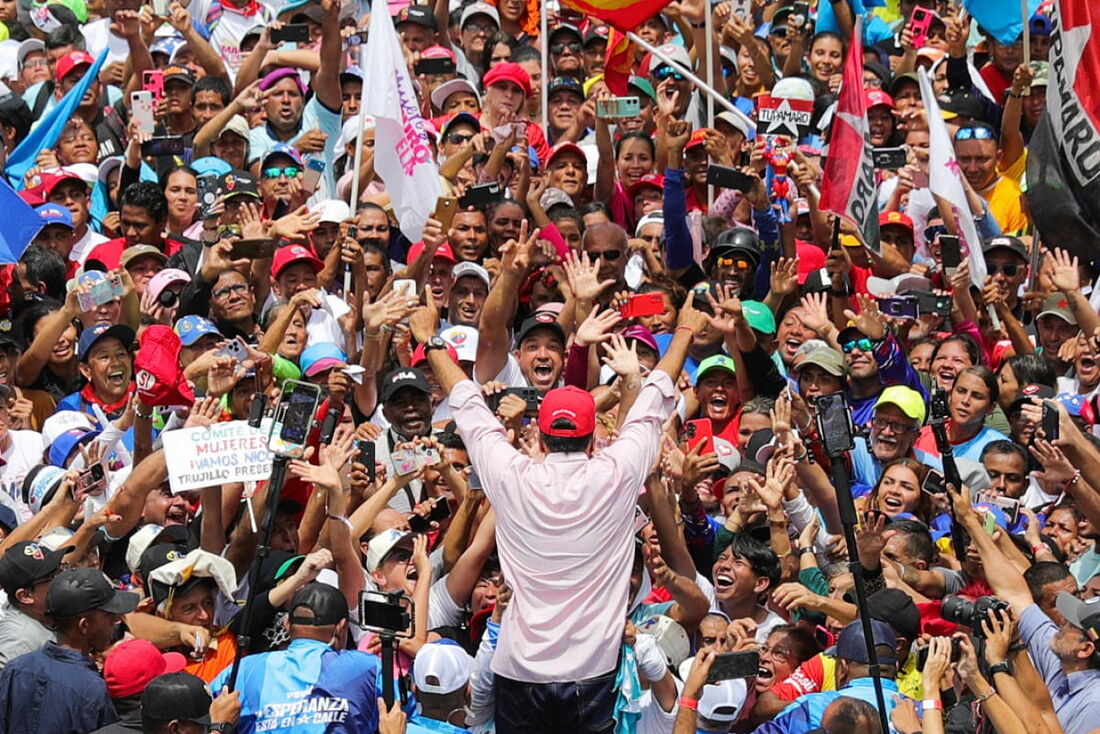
top-left (249, 95), bottom-right (342, 194)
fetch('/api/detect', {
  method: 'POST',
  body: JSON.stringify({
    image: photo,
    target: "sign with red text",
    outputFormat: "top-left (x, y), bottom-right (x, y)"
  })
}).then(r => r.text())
top-left (163, 420), bottom-right (273, 493)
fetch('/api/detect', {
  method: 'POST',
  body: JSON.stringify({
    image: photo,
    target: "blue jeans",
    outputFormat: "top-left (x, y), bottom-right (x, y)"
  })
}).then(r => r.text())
top-left (494, 667), bottom-right (618, 734)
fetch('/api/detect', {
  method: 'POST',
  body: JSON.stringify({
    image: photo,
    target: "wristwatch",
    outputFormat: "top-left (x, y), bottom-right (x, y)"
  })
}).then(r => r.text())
top-left (209, 724), bottom-right (234, 734)
top-left (987, 660), bottom-right (1012, 677)
top-left (423, 335), bottom-right (448, 352)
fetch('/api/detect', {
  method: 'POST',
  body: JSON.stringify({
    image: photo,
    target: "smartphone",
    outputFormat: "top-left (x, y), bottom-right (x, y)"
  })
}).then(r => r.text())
top-left (981, 507), bottom-right (997, 535)
top-left (152, 0), bottom-right (169, 14)
top-left (392, 448), bottom-right (420, 475)
top-left (467, 471), bottom-right (482, 491)
top-left (142, 69), bottom-right (164, 102)
top-left (922, 469), bottom-right (947, 495)
top-left (706, 651), bottom-right (761, 684)
top-left (268, 380), bottom-right (322, 457)
top-left (272, 23), bottom-right (310, 43)
top-left (76, 463), bottom-right (106, 496)
top-left (487, 387), bottom-right (539, 415)
top-left (416, 444), bottom-right (441, 466)
top-left (355, 439), bottom-right (376, 482)
top-left (872, 147), bottom-right (908, 171)
top-left (414, 56), bottom-right (455, 75)
top-left (878, 296), bottom-right (917, 319)
top-left (913, 291), bottom-right (952, 317)
top-left (730, 0), bottom-right (750, 19)
top-left (939, 235), bottom-right (961, 274)
top-left (216, 336), bottom-right (249, 361)
top-left (359, 589), bottom-right (411, 634)
top-left (814, 393), bottom-right (855, 455)
top-left (229, 238), bottom-right (275, 259)
top-left (685, 418), bottom-right (714, 456)
top-left (433, 196), bottom-right (458, 231)
top-left (459, 182), bottom-right (504, 208)
top-left (141, 136), bottom-right (186, 157)
top-left (988, 495), bottom-right (1020, 525)
top-left (706, 164), bottom-right (754, 194)
top-left (301, 158), bottom-right (325, 194)
top-left (620, 292), bottom-right (665, 318)
top-left (910, 6), bottom-right (936, 49)
top-left (1042, 400), bottom-right (1060, 442)
top-left (393, 279), bottom-right (418, 299)
top-left (130, 90), bottom-right (155, 136)
top-left (197, 174), bottom-right (220, 220)
top-left (595, 96), bottom-right (641, 119)
top-left (429, 496), bottom-right (451, 522)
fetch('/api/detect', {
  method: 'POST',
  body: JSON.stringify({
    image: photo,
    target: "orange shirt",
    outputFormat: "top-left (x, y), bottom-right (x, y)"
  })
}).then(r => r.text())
top-left (183, 630), bottom-right (238, 684)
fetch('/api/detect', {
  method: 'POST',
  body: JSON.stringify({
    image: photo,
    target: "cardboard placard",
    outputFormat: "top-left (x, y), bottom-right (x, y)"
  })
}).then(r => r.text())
top-left (757, 95), bottom-right (814, 138)
top-left (163, 420), bottom-right (273, 493)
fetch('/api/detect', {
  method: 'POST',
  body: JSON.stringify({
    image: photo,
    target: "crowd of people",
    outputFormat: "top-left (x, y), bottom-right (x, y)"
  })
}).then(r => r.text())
top-left (0, 0), bottom-right (1092, 731)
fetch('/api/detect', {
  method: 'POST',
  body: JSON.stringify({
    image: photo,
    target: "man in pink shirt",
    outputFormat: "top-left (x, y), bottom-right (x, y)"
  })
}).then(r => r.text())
top-left (409, 288), bottom-right (708, 734)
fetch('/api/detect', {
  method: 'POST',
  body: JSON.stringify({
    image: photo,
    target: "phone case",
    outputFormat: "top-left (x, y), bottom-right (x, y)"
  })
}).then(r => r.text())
top-left (131, 91), bottom-right (155, 136)
top-left (392, 449), bottom-right (420, 475)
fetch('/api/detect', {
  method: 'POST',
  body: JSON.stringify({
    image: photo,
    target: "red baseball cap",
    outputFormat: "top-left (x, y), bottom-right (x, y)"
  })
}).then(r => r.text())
top-left (271, 244), bottom-right (323, 279)
top-left (411, 341), bottom-right (459, 366)
top-left (626, 173), bottom-right (665, 200)
top-left (537, 385), bottom-right (596, 438)
top-left (55, 51), bottom-right (95, 84)
top-left (40, 169), bottom-right (87, 198)
top-left (103, 639), bottom-right (187, 698)
top-left (482, 62), bottom-right (533, 98)
top-left (422, 45), bottom-right (456, 62)
top-left (865, 89), bottom-right (895, 110)
top-left (546, 141), bottom-right (587, 167)
top-left (879, 210), bottom-right (914, 232)
top-left (685, 128), bottom-right (710, 151)
top-left (133, 324), bottom-right (196, 408)
top-left (406, 240), bottom-right (457, 264)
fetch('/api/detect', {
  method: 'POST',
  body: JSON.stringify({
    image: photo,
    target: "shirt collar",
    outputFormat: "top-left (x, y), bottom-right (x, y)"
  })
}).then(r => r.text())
top-left (1067, 668), bottom-right (1100, 693)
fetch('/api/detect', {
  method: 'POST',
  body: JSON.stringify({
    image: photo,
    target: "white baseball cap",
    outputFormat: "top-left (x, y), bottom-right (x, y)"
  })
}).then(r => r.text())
top-left (451, 261), bottom-right (490, 288)
top-left (413, 639), bottom-right (472, 694)
top-left (311, 199), bottom-right (351, 224)
top-left (636, 614), bottom-right (690, 668)
top-left (439, 325), bottom-right (479, 363)
top-left (366, 528), bottom-right (413, 572)
top-left (41, 411), bottom-right (95, 447)
top-left (699, 678), bottom-right (748, 722)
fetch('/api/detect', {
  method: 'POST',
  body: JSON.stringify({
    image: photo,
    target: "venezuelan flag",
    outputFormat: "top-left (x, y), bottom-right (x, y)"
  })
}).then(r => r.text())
top-left (603, 27), bottom-right (635, 95)
top-left (560, 0), bottom-right (668, 33)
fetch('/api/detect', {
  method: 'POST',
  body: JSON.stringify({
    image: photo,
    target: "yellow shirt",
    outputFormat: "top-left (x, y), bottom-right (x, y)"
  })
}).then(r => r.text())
top-left (981, 176), bottom-right (1029, 236)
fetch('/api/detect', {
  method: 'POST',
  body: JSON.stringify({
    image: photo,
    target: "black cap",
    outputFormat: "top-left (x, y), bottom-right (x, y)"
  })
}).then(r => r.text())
top-left (938, 89), bottom-right (985, 122)
top-left (712, 227), bottom-right (761, 266)
top-left (218, 169), bottom-right (260, 200)
top-left (141, 672), bottom-right (212, 729)
top-left (582, 23), bottom-right (609, 46)
top-left (138, 541), bottom-right (190, 595)
top-left (514, 311), bottom-right (566, 349)
top-left (162, 64), bottom-right (196, 87)
top-left (548, 23), bottom-right (582, 43)
top-left (982, 235), bottom-right (1027, 261)
top-left (547, 76), bottom-right (584, 99)
top-left (0, 540), bottom-right (70, 591)
top-left (866, 588), bottom-right (921, 641)
top-left (395, 4), bottom-right (437, 29)
top-left (46, 567), bottom-right (139, 618)
top-left (289, 581), bottom-right (347, 626)
top-left (380, 366), bottom-right (432, 403)
top-left (0, 317), bottom-right (24, 350)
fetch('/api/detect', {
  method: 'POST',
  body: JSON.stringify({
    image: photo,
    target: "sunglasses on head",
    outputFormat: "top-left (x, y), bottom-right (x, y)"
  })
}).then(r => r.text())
top-left (551, 41), bottom-right (582, 55)
top-left (653, 66), bottom-right (686, 82)
top-left (842, 337), bottom-right (874, 353)
top-left (261, 166), bottom-right (302, 179)
top-left (716, 257), bottom-right (752, 270)
top-left (955, 126), bottom-right (995, 141)
top-left (988, 263), bottom-right (1021, 277)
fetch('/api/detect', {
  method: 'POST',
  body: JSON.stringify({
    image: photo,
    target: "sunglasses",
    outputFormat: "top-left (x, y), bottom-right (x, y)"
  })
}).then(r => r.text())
top-left (954, 126), bottom-right (996, 141)
top-left (716, 257), bottom-right (752, 270)
top-left (988, 263), bottom-right (1021, 277)
top-left (261, 166), bottom-right (302, 179)
top-left (924, 224), bottom-right (947, 241)
top-left (842, 338), bottom-right (874, 353)
top-left (653, 66), bottom-right (686, 82)
top-left (551, 42), bottom-right (582, 55)
top-left (445, 133), bottom-right (473, 145)
top-left (590, 249), bottom-right (622, 261)
top-left (770, 27), bottom-right (788, 38)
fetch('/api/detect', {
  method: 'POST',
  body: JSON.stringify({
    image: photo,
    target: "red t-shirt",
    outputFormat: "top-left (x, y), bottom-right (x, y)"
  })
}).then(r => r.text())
top-left (979, 64), bottom-right (1012, 105)
top-left (85, 237), bottom-right (182, 270)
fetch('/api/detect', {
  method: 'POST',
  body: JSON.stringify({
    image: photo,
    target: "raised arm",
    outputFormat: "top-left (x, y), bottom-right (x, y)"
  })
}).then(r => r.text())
top-left (473, 223), bottom-right (537, 383)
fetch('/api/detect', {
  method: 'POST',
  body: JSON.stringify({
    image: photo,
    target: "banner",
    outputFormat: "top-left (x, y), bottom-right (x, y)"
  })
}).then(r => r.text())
top-left (163, 421), bottom-right (274, 493)
top-left (0, 180), bottom-right (44, 263)
top-left (757, 95), bottom-right (814, 138)
top-left (820, 19), bottom-right (880, 253)
top-left (918, 68), bottom-right (987, 289)
top-left (559, 0), bottom-right (670, 33)
top-left (362, 5), bottom-right (440, 243)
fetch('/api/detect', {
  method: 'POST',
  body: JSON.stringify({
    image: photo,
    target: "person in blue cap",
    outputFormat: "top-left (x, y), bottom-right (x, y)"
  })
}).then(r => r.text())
top-left (57, 322), bottom-right (135, 421)
top-left (32, 203), bottom-right (76, 263)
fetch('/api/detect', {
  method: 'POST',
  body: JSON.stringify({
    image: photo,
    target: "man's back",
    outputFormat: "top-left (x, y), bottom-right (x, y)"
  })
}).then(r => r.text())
top-left (0, 642), bottom-right (117, 734)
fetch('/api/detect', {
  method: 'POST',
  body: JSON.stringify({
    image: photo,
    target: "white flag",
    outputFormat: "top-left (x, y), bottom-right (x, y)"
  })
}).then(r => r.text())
top-left (917, 68), bottom-right (987, 289)
top-left (362, 8), bottom-right (441, 243)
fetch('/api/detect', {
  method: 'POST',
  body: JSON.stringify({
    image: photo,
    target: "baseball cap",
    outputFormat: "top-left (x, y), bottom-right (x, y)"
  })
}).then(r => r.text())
top-left (395, 4), bottom-right (436, 29)
top-left (621, 325), bottom-right (658, 354)
top-left (77, 323), bottom-right (134, 362)
top-left (217, 169), bottom-right (260, 200)
top-left (174, 315), bottom-right (222, 347)
top-left (300, 342), bottom-right (347, 377)
top-left (406, 240), bottom-right (457, 265)
top-left (259, 67), bottom-right (307, 95)
top-left (411, 339), bottom-right (459, 367)
top-left (625, 173), bottom-right (664, 201)
top-left (938, 89), bottom-right (984, 121)
top-left (874, 385), bottom-right (926, 425)
top-left (1029, 60), bottom-right (1049, 88)
top-left (636, 614), bottom-right (690, 668)
top-left (715, 109), bottom-right (751, 138)
top-left (865, 89), bottom-right (894, 109)
top-left (867, 588), bottom-right (921, 641)
top-left (452, 261), bottom-right (490, 288)
top-left (35, 203), bottom-right (72, 229)
top-left (312, 199), bottom-right (351, 224)
top-left (104, 639), bottom-right (187, 699)
top-left (835, 619), bottom-right (898, 663)
top-left (21, 465), bottom-right (66, 515)
top-left (1056, 392), bottom-right (1086, 418)
top-left (48, 428), bottom-right (100, 467)
top-left (413, 639), bottom-right (472, 694)
top-left (627, 75), bottom-right (656, 102)
top-left (17, 39), bottom-right (44, 69)
top-left (366, 528), bottom-right (414, 571)
top-left (583, 23), bottom-right (609, 46)
top-left (146, 268), bottom-right (191, 305)
top-left (262, 142), bottom-right (304, 168)
top-left (380, 367), bottom-right (432, 402)
top-left (1037, 294), bottom-right (1077, 325)
top-left (460, 1), bottom-right (498, 28)
top-left (540, 186), bottom-right (573, 211)
top-left (538, 386), bottom-right (595, 438)
top-left (141, 673), bottom-right (211, 728)
top-left (271, 245), bottom-right (323, 279)
top-left (741, 300), bottom-right (776, 334)
top-left (0, 506), bottom-right (16, 534)
top-left (40, 168), bottom-right (87, 198)
top-left (0, 541), bottom-right (70, 591)
top-left (648, 43), bottom-right (692, 73)
top-left (46, 567), bottom-right (139, 618)
top-left (430, 78), bottom-right (479, 110)
top-left (635, 211), bottom-right (664, 236)
top-left (120, 244), bottom-right (167, 269)
top-left (440, 325), bottom-right (479, 362)
top-left (546, 140), bottom-right (586, 167)
top-left (1008, 383), bottom-right (1057, 414)
top-left (982, 235), bottom-right (1027, 261)
top-left (482, 61), bottom-right (531, 97)
top-left (54, 50), bottom-right (93, 84)
top-left (289, 581), bottom-right (347, 625)
top-left (126, 524), bottom-right (188, 575)
top-left (1029, 14), bottom-right (1052, 36)
top-left (698, 678), bottom-right (748, 722)
top-left (548, 22), bottom-right (582, 43)
top-left (879, 211), bottom-right (914, 233)
top-left (162, 65), bottom-right (195, 86)
top-left (217, 115), bottom-right (250, 142)
top-left (438, 111), bottom-right (481, 139)
top-left (684, 128), bottom-right (709, 152)
top-left (514, 311), bottom-right (566, 348)
top-left (793, 347), bottom-right (846, 377)
top-left (1056, 591), bottom-right (1100, 639)
top-left (547, 75), bottom-right (584, 99)
top-left (694, 354), bottom-right (736, 384)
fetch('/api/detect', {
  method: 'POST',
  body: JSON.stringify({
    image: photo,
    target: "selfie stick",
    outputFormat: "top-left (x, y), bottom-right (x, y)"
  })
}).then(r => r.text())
top-left (381, 631), bottom-right (397, 707)
top-left (929, 386), bottom-right (969, 557)
top-left (225, 453), bottom-right (290, 692)
top-left (818, 399), bottom-right (891, 734)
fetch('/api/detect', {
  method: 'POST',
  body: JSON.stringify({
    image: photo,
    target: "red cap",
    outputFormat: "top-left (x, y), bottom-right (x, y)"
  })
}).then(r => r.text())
top-left (40, 169), bottom-right (87, 198)
top-left (879, 210), bottom-right (914, 232)
top-left (865, 89), bottom-right (895, 110)
top-left (626, 173), bottom-right (665, 200)
top-left (537, 385), bottom-right (596, 438)
top-left (411, 341), bottom-right (459, 366)
top-left (482, 62), bottom-right (533, 98)
top-left (547, 140), bottom-right (587, 166)
top-left (133, 324), bottom-right (195, 408)
top-left (103, 639), bottom-right (187, 698)
top-left (406, 240), bottom-right (457, 264)
top-left (422, 45), bottom-right (456, 62)
top-left (55, 51), bottom-right (95, 84)
top-left (271, 244), bottom-right (323, 279)
top-left (685, 128), bottom-right (710, 151)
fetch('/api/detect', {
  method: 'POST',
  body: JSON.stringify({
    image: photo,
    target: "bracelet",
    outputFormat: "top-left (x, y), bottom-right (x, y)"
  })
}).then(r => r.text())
top-left (675, 325), bottom-right (696, 337)
top-left (135, 406), bottom-right (154, 420)
top-left (678, 696), bottom-right (698, 710)
top-left (1067, 470), bottom-right (1083, 487)
top-left (799, 546), bottom-right (817, 555)
top-left (1032, 542), bottom-right (1048, 555)
top-left (974, 687), bottom-right (995, 705)
top-left (1008, 91), bottom-right (1026, 98)
top-left (921, 699), bottom-right (943, 711)
top-left (380, 324), bottom-right (396, 333)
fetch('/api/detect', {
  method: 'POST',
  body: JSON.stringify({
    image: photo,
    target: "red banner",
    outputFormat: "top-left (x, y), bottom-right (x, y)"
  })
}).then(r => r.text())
top-left (559, 0), bottom-right (668, 34)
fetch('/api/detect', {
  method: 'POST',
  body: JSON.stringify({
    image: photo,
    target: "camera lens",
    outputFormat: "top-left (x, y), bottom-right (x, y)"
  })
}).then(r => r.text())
top-left (940, 595), bottom-right (974, 627)
top-left (158, 289), bottom-right (179, 307)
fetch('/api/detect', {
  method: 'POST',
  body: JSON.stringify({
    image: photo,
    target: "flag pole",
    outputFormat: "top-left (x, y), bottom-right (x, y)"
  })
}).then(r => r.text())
top-left (540, 5), bottom-right (549, 132)
top-left (1021, 0), bottom-right (1030, 66)
top-left (704, 6), bottom-right (715, 209)
top-left (349, 42), bottom-right (369, 209)
top-left (627, 30), bottom-right (756, 135)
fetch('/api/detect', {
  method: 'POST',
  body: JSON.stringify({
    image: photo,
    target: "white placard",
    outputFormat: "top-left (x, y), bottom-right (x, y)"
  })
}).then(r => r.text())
top-left (163, 420), bottom-right (273, 493)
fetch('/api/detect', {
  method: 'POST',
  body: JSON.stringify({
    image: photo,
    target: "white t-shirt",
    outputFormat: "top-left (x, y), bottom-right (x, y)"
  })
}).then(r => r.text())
top-left (0, 430), bottom-right (46, 523)
top-left (70, 228), bottom-right (110, 267)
